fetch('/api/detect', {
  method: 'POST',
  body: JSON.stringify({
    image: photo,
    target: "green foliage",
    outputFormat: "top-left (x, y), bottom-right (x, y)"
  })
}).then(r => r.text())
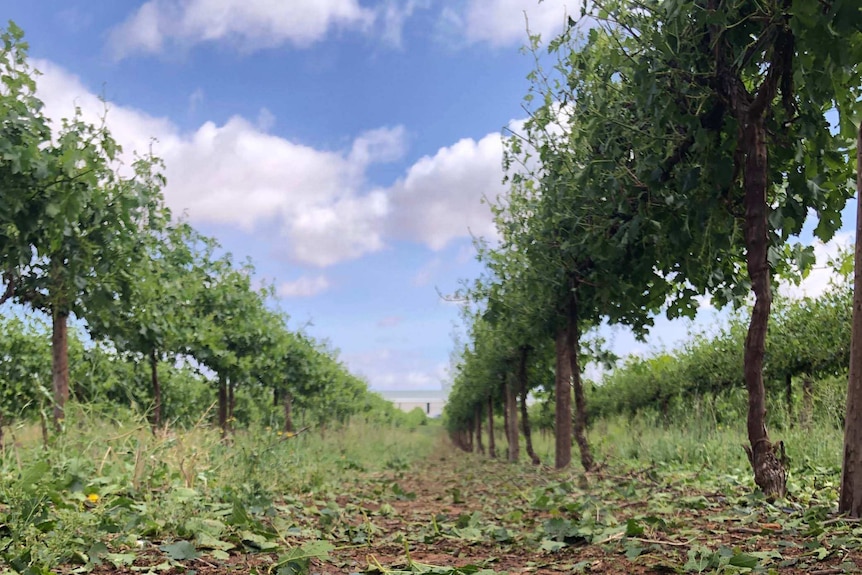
top-left (0, 20), bottom-right (393, 438)
top-left (0, 411), bottom-right (438, 573)
top-left (0, 314), bottom-right (51, 423)
top-left (587, 279), bottom-right (852, 423)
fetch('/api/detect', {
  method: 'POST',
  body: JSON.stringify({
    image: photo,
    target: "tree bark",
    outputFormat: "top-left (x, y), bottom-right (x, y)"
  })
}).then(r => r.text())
top-left (840, 122), bottom-right (862, 516)
top-left (802, 376), bottom-right (814, 429)
top-left (518, 346), bottom-right (541, 465)
top-left (150, 348), bottom-right (161, 432)
top-left (283, 392), bottom-right (295, 433)
top-left (555, 327), bottom-right (573, 469)
top-left (709, 0), bottom-right (789, 499)
top-left (467, 424), bottom-right (474, 452)
top-left (51, 308), bottom-right (69, 430)
top-left (740, 112), bottom-right (786, 499)
top-left (487, 394), bottom-right (496, 459)
top-left (784, 372), bottom-right (793, 427)
top-left (567, 289), bottom-right (595, 471)
top-left (218, 375), bottom-right (228, 439)
top-left (501, 375), bottom-right (509, 449)
top-left (505, 376), bottom-right (519, 462)
top-left (228, 379), bottom-right (235, 434)
top-left (475, 405), bottom-right (485, 455)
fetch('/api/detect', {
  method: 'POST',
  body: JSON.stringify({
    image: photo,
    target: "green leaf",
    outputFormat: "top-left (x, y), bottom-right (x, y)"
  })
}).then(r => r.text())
top-left (196, 533), bottom-right (234, 551)
top-left (239, 530), bottom-right (278, 551)
top-left (728, 552), bottom-right (759, 568)
top-left (540, 539), bottom-right (567, 552)
top-left (160, 540), bottom-right (199, 561)
top-left (625, 518), bottom-right (644, 537)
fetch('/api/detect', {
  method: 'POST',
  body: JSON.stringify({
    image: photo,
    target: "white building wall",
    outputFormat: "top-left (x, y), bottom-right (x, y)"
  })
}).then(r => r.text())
top-left (394, 400), bottom-right (446, 418)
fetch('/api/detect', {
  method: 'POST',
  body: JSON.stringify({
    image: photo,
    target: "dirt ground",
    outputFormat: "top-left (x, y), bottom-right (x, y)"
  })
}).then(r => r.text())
top-left (74, 442), bottom-right (862, 574)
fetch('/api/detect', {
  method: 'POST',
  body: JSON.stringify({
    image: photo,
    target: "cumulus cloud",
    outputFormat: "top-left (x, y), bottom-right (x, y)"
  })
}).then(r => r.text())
top-left (277, 275), bottom-right (331, 298)
top-left (387, 133), bottom-right (503, 250)
top-left (31, 58), bottom-right (507, 266)
top-left (443, 0), bottom-right (577, 47)
top-left (107, 0), bottom-right (433, 58)
top-left (344, 348), bottom-right (447, 390)
top-left (32, 59), bottom-right (405, 267)
top-left (349, 126), bottom-right (408, 167)
top-left (108, 0), bottom-right (376, 58)
top-left (687, 233), bottom-right (852, 311)
top-left (372, 369), bottom-right (445, 390)
top-left (380, 0), bottom-right (430, 48)
top-left (288, 191), bottom-right (389, 267)
top-left (780, 233), bottom-right (853, 300)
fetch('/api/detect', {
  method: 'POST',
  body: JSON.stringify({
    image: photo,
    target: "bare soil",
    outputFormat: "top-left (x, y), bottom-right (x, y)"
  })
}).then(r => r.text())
top-left (75, 441), bottom-right (861, 574)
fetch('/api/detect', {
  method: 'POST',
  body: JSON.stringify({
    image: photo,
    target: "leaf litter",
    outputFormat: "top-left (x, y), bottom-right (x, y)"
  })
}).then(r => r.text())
top-left (41, 441), bottom-right (862, 575)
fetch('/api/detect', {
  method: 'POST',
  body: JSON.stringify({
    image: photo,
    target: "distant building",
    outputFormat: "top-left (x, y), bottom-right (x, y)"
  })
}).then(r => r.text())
top-left (378, 389), bottom-right (448, 418)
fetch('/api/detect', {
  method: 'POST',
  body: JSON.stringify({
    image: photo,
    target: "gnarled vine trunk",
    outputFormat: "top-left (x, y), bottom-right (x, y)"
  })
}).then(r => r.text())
top-left (51, 308), bottom-right (69, 430)
top-left (283, 392), bottom-right (295, 433)
top-left (554, 327), bottom-right (573, 469)
top-left (518, 346), bottom-right (540, 465)
top-left (710, 6), bottom-right (791, 498)
top-left (487, 394), bottom-right (496, 459)
top-left (228, 380), bottom-right (235, 434)
top-left (475, 405), bottom-right (485, 455)
top-left (150, 348), bottom-right (161, 432)
top-left (567, 289), bottom-right (594, 471)
top-left (218, 375), bottom-right (228, 439)
top-left (739, 111), bottom-right (786, 499)
top-left (839, 122), bottom-right (862, 517)
top-left (802, 376), bottom-right (814, 429)
top-left (505, 377), bottom-right (519, 462)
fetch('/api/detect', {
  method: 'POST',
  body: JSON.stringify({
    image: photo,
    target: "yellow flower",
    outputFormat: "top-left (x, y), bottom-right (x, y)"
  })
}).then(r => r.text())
top-left (87, 493), bottom-right (100, 504)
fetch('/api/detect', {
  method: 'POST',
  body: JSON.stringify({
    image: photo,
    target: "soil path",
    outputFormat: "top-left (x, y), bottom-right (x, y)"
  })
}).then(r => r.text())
top-left (82, 439), bottom-right (860, 574)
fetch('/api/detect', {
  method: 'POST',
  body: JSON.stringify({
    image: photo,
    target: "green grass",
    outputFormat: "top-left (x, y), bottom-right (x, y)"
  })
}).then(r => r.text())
top-left (0, 403), bottom-right (440, 573)
top-left (527, 410), bottom-right (842, 483)
top-left (0, 402), bottom-right (850, 574)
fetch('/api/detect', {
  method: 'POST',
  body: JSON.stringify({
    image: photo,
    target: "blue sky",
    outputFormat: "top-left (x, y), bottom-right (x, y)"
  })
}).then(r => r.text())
top-left (3, 1), bottom-right (854, 391)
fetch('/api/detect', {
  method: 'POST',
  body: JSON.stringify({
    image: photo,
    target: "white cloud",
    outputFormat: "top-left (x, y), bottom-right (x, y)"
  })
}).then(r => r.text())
top-left (256, 107), bottom-right (275, 132)
top-left (388, 133), bottom-right (503, 250)
top-left (31, 58), bottom-right (507, 266)
top-left (108, 0), bottom-right (376, 58)
top-left (447, 0), bottom-right (577, 47)
top-left (34, 60), bottom-right (181, 169)
top-left (372, 369), bottom-right (444, 390)
top-left (32, 59), bottom-right (405, 268)
top-left (780, 233), bottom-right (853, 300)
top-left (349, 125), bottom-right (408, 167)
top-left (277, 275), bottom-right (331, 298)
top-left (288, 191), bottom-right (389, 267)
top-left (344, 348), bottom-right (447, 390)
top-left (380, 0), bottom-right (430, 48)
top-left (684, 233), bottom-right (852, 310)
top-left (107, 0), bottom-right (431, 58)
